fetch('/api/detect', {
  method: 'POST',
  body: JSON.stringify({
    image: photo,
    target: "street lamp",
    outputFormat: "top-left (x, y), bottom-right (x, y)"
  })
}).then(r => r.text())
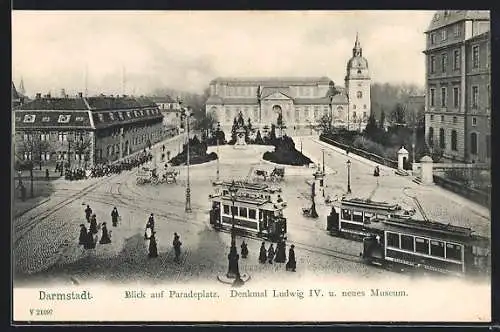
top-left (216, 122), bottom-right (220, 181)
top-left (322, 149), bottom-right (325, 174)
top-left (346, 159), bottom-right (352, 194)
top-left (228, 180), bottom-right (238, 239)
top-left (179, 98), bottom-right (192, 213)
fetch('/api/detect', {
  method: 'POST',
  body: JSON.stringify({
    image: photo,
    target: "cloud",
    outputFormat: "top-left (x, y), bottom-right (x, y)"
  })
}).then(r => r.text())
top-left (12, 10), bottom-right (435, 96)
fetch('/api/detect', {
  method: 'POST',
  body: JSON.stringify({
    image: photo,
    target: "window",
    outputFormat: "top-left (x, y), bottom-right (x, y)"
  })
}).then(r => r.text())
top-left (352, 112), bottom-right (357, 118)
top-left (58, 132), bottom-right (67, 142)
top-left (356, 91), bottom-right (362, 99)
top-left (430, 33), bottom-right (436, 45)
top-left (363, 112), bottom-right (367, 119)
top-left (472, 117), bottom-right (477, 126)
top-left (430, 240), bottom-right (445, 258)
top-left (472, 86), bottom-right (479, 108)
top-left (249, 209), bottom-right (256, 220)
top-left (430, 56), bottom-right (436, 73)
top-left (472, 45), bottom-right (479, 68)
top-left (446, 243), bottom-right (462, 261)
top-left (470, 132), bottom-right (478, 155)
top-left (239, 207), bottom-right (247, 218)
top-left (453, 49), bottom-right (460, 70)
top-left (441, 87), bottom-right (447, 107)
top-left (441, 53), bottom-right (447, 73)
top-left (441, 29), bottom-right (447, 41)
top-left (352, 211), bottom-right (363, 223)
top-left (452, 116), bottom-right (457, 124)
top-left (430, 88), bottom-right (435, 107)
top-left (453, 87), bottom-right (459, 108)
top-left (454, 24), bottom-right (460, 36)
top-left (401, 235), bottom-right (414, 251)
top-left (439, 128), bottom-right (445, 149)
top-left (223, 205), bottom-right (230, 215)
top-left (341, 209), bottom-right (352, 220)
top-left (42, 116), bottom-right (50, 122)
top-left (486, 135), bottom-right (490, 158)
top-left (441, 115), bottom-right (444, 122)
top-left (75, 116), bottom-right (84, 121)
top-left (430, 115), bottom-right (434, 121)
top-left (109, 113), bottom-right (114, 121)
top-left (386, 232), bottom-right (400, 248)
top-left (451, 130), bottom-right (457, 151)
top-left (415, 237), bottom-right (429, 255)
top-left (364, 213), bottom-right (373, 223)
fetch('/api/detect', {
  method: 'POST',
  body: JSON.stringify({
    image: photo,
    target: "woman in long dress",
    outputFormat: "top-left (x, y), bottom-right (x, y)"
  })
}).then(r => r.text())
top-left (267, 244), bottom-right (275, 264)
top-left (89, 214), bottom-right (98, 234)
top-left (258, 242), bottom-right (267, 264)
top-left (286, 244), bottom-right (296, 272)
top-left (79, 224), bottom-right (88, 245)
top-left (99, 222), bottom-right (112, 244)
top-left (149, 232), bottom-right (158, 258)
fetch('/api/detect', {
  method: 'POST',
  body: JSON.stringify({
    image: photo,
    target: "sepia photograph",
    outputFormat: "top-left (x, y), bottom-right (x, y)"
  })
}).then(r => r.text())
top-left (11, 10), bottom-right (491, 323)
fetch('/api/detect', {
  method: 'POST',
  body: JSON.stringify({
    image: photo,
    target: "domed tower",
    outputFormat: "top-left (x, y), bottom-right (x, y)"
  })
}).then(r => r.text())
top-left (345, 33), bottom-right (371, 131)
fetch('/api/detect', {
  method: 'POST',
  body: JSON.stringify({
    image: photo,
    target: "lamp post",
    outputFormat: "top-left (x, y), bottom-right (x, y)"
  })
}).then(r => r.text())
top-left (185, 106), bottom-right (192, 213)
top-left (346, 159), bottom-right (352, 194)
top-left (322, 149), bottom-right (325, 174)
top-left (228, 180), bottom-right (238, 240)
top-left (216, 122), bottom-right (220, 181)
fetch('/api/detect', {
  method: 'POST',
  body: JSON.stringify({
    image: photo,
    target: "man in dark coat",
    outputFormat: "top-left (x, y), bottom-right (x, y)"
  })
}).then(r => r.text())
top-left (240, 241), bottom-right (248, 259)
top-left (275, 240), bottom-right (287, 263)
top-left (89, 214), bottom-right (98, 234)
top-left (85, 205), bottom-right (92, 222)
top-left (286, 244), bottom-right (296, 272)
top-left (267, 243), bottom-right (275, 264)
top-left (173, 233), bottom-right (182, 263)
top-left (84, 229), bottom-right (96, 249)
top-left (111, 207), bottom-right (119, 227)
top-left (148, 213), bottom-right (155, 231)
top-left (148, 232), bottom-right (158, 258)
top-left (79, 224), bottom-right (88, 245)
top-left (99, 222), bottom-right (112, 244)
top-left (258, 242), bottom-right (267, 264)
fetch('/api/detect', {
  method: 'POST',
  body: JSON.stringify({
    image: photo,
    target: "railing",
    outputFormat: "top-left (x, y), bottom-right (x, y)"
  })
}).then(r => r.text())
top-left (433, 175), bottom-right (490, 208)
top-left (320, 135), bottom-right (398, 169)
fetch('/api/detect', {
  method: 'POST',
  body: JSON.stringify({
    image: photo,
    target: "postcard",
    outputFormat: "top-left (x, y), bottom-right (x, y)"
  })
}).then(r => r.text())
top-left (11, 10), bottom-right (491, 323)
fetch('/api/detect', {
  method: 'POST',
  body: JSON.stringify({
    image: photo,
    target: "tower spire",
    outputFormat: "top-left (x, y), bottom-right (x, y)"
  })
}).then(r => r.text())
top-left (353, 32), bottom-right (362, 57)
top-left (19, 77), bottom-right (25, 96)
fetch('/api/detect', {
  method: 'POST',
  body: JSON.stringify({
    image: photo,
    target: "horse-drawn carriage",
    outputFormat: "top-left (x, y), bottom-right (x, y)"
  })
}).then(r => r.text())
top-left (136, 165), bottom-right (179, 185)
top-left (254, 166), bottom-right (285, 182)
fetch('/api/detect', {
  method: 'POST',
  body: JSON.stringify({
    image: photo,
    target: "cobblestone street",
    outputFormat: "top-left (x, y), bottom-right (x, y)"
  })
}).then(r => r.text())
top-left (13, 135), bottom-right (490, 286)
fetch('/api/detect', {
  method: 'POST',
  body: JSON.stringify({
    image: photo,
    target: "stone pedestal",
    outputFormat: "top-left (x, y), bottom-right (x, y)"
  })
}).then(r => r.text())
top-left (397, 146), bottom-right (409, 171)
top-left (420, 155), bottom-right (434, 185)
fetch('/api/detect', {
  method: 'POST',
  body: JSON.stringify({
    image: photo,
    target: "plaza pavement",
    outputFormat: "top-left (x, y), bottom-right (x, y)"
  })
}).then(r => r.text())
top-left (12, 135), bottom-right (489, 286)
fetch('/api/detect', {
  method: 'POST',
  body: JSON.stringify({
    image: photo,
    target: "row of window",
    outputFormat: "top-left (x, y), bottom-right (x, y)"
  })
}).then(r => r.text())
top-left (95, 108), bottom-right (159, 123)
top-left (429, 85), bottom-right (489, 109)
top-left (222, 205), bottom-right (258, 220)
top-left (341, 209), bottom-right (385, 223)
top-left (429, 114), bottom-right (477, 126)
top-left (22, 132), bottom-right (88, 143)
top-left (20, 114), bottom-right (85, 124)
top-left (386, 231), bottom-right (463, 262)
top-left (429, 23), bottom-right (461, 45)
top-left (429, 46), bottom-right (481, 74)
top-left (22, 151), bottom-right (86, 161)
top-left (428, 127), bottom-right (490, 157)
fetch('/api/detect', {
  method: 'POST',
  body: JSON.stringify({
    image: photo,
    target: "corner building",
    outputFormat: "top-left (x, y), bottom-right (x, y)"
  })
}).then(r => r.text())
top-left (423, 10), bottom-right (490, 163)
top-left (205, 35), bottom-right (371, 134)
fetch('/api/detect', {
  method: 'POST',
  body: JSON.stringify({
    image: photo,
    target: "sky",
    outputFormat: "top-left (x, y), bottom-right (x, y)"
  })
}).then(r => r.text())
top-left (12, 10), bottom-right (434, 97)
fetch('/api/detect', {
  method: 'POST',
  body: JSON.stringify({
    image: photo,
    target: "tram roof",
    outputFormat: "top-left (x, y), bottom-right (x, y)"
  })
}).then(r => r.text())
top-left (341, 198), bottom-right (400, 211)
top-left (219, 181), bottom-right (269, 191)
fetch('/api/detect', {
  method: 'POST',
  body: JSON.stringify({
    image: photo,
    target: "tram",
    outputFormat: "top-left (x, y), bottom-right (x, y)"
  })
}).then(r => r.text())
top-left (326, 197), bottom-right (415, 240)
top-left (209, 180), bottom-right (287, 242)
top-left (361, 216), bottom-right (490, 277)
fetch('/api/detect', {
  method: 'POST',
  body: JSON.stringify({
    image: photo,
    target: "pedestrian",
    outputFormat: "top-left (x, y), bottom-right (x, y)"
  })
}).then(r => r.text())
top-left (85, 205), bottom-right (92, 222)
top-left (89, 214), bottom-right (98, 234)
top-left (173, 233), bottom-right (182, 263)
top-left (79, 224), bottom-right (88, 245)
top-left (84, 229), bottom-right (96, 249)
top-left (267, 243), bottom-right (275, 264)
top-left (258, 242), bottom-right (267, 264)
top-left (148, 213), bottom-right (155, 231)
top-left (162, 144), bottom-right (165, 152)
top-left (241, 240), bottom-right (248, 259)
top-left (111, 207), bottom-right (119, 227)
top-left (45, 168), bottom-right (50, 181)
top-left (20, 184), bottom-right (26, 202)
top-left (275, 240), bottom-right (287, 263)
top-left (148, 232), bottom-right (158, 258)
top-left (99, 222), bottom-right (112, 244)
top-left (286, 244), bottom-right (296, 272)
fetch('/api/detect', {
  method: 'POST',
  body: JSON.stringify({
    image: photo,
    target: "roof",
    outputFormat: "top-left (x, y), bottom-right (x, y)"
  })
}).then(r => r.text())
top-left (150, 95), bottom-right (176, 103)
top-left (330, 93), bottom-right (349, 104)
top-left (210, 77), bottom-right (332, 85)
top-left (12, 82), bottom-right (20, 100)
top-left (426, 10), bottom-right (490, 33)
top-left (14, 110), bottom-right (93, 129)
top-left (341, 197), bottom-right (400, 211)
top-left (17, 97), bottom-right (88, 110)
top-left (260, 87), bottom-right (293, 99)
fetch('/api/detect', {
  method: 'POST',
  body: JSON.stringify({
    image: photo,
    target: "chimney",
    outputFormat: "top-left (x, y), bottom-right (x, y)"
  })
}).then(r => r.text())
top-left (36, 93), bottom-right (41, 99)
top-left (46, 93), bottom-right (51, 98)
top-left (78, 92), bottom-right (83, 98)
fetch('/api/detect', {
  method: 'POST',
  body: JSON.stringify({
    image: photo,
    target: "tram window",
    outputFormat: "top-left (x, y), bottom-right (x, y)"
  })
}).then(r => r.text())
top-left (446, 243), bottom-right (462, 261)
top-left (341, 209), bottom-right (352, 220)
top-left (430, 240), bottom-right (445, 258)
top-left (415, 237), bottom-right (429, 255)
top-left (223, 205), bottom-right (229, 214)
top-left (364, 213), bottom-right (373, 222)
top-left (386, 232), bottom-right (400, 248)
top-left (352, 211), bottom-right (363, 223)
top-left (400, 235), bottom-right (414, 251)
top-left (223, 190), bottom-right (228, 196)
top-left (249, 209), bottom-right (256, 220)
top-left (239, 207), bottom-right (247, 218)
top-left (231, 206), bottom-right (238, 216)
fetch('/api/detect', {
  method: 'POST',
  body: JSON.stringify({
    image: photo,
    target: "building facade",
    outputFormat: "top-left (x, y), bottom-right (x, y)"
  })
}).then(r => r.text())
top-left (423, 10), bottom-right (490, 163)
top-left (205, 35), bottom-right (371, 134)
top-left (14, 93), bottom-right (165, 168)
top-left (151, 95), bottom-right (182, 134)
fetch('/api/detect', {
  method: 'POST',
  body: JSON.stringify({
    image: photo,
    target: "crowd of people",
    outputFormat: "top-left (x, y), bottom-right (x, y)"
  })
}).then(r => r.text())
top-left (143, 213), bottom-right (183, 261)
top-left (64, 151), bottom-right (153, 181)
top-left (79, 204), bottom-right (119, 249)
top-left (258, 239), bottom-right (296, 272)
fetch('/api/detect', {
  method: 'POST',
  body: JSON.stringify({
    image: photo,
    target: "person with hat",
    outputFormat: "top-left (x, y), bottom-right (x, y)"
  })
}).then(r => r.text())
top-left (99, 222), bottom-right (112, 244)
top-left (85, 205), bottom-right (92, 223)
top-left (258, 242), bottom-right (267, 264)
top-left (79, 224), bottom-right (88, 245)
top-left (111, 207), bottom-right (119, 227)
top-left (286, 244), bottom-right (296, 272)
top-left (84, 229), bottom-right (96, 250)
top-left (240, 240), bottom-right (249, 259)
top-left (148, 213), bottom-right (155, 231)
top-left (89, 214), bottom-right (98, 234)
top-left (173, 233), bottom-right (182, 263)
top-left (148, 231), bottom-right (158, 258)
top-left (267, 243), bottom-right (275, 264)
top-left (275, 239), bottom-right (287, 263)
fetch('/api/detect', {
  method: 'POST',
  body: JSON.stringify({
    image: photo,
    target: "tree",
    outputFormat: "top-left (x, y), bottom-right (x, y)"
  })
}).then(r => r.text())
top-left (269, 124), bottom-right (277, 143)
top-left (236, 111), bottom-right (244, 127)
top-left (327, 80), bottom-right (340, 131)
top-left (254, 130), bottom-right (264, 145)
top-left (364, 113), bottom-right (379, 140)
top-left (230, 117), bottom-right (238, 144)
top-left (256, 85), bottom-right (262, 124)
top-left (379, 110), bottom-right (386, 130)
top-left (319, 113), bottom-right (332, 134)
top-left (71, 135), bottom-right (92, 169)
top-left (247, 117), bottom-right (252, 132)
top-left (18, 133), bottom-right (50, 170)
top-left (391, 103), bottom-right (406, 126)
